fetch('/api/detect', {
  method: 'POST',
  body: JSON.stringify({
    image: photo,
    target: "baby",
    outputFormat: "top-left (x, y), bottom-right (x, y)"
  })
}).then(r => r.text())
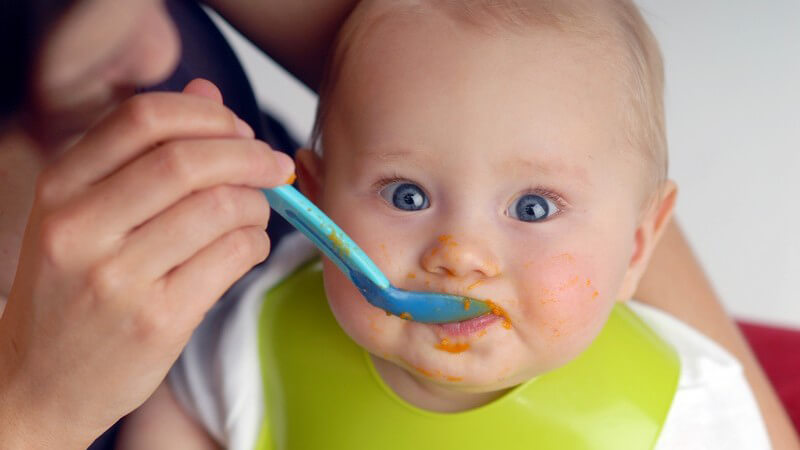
top-left (139, 0), bottom-right (770, 448)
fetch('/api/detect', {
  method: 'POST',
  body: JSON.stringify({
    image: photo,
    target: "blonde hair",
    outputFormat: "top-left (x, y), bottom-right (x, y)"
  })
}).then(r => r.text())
top-left (311, 0), bottom-right (667, 196)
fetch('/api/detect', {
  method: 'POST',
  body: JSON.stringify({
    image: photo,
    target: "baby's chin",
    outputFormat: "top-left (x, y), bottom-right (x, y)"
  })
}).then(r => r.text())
top-left (329, 309), bottom-right (542, 387)
top-left (322, 278), bottom-right (561, 393)
top-left (376, 350), bottom-right (546, 406)
top-left (367, 331), bottom-right (545, 389)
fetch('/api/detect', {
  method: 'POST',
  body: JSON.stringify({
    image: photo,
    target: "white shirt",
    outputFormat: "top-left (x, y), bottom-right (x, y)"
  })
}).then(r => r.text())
top-left (169, 233), bottom-right (771, 449)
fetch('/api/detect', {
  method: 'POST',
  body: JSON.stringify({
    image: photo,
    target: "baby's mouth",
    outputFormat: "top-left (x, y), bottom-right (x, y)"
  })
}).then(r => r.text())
top-left (436, 313), bottom-right (501, 337)
top-left (400, 281), bottom-right (513, 334)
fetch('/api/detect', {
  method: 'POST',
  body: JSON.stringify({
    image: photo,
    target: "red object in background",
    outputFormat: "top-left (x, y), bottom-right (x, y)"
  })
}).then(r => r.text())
top-left (738, 321), bottom-right (800, 433)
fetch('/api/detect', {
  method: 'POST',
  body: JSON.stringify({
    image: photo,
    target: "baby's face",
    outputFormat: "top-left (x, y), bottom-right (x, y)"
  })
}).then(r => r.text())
top-left (310, 14), bottom-right (651, 393)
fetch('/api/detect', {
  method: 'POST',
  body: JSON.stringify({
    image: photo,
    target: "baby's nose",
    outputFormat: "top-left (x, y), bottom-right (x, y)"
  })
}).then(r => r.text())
top-left (420, 234), bottom-right (500, 279)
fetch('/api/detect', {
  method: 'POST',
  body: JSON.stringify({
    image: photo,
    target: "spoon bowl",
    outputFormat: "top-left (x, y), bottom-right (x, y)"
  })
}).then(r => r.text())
top-left (263, 185), bottom-right (491, 323)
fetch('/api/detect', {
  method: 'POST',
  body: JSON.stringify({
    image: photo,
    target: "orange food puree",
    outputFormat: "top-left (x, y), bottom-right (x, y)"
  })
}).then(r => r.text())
top-left (466, 279), bottom-right (483, 291)
top-left (409, 364), bottom-right (461, 381)
top-left (435, 339), bottom-right (470, 353)
top-left (327, 231), bottom-right (350, 256)
top-left (463, 298), bottom-right (471, 310)
top-left (412, 365), bottom-right (437, 377)
top-left (486, 300), bottom-right (512, 329)
top-left (399, 312), bottom-right (413, 320)
top-left (284, 173), bottom-right (297, 184)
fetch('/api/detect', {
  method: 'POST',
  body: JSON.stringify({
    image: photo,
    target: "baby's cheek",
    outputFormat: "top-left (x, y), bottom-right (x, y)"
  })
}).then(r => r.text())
top-left (322, 261), bottom-right (399, 351)
top-left (517, 256), bottom-right (614, 344)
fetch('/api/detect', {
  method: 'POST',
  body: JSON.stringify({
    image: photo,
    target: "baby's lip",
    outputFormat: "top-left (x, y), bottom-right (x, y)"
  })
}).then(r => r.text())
top-left (427, 288), bottom-right (511, 336)
top-left (436, 313), bottom-right (500, 337)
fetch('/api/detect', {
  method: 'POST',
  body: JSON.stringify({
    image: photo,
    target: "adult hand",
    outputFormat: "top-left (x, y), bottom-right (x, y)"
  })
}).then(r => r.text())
top-left (0, 79), bottom-right (294, 449)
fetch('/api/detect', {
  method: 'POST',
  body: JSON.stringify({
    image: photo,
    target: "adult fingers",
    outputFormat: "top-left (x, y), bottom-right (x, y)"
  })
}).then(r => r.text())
top-left (116, 185), bottom-right (269, 282)
top-left (161, 225), bottom-right (270, 323)
top-left (55, 138), bottom-right (292, 258)
top-left (42, 92), bottom-right (254, 202)
top-left (181, 78), bottom-right (223, 103)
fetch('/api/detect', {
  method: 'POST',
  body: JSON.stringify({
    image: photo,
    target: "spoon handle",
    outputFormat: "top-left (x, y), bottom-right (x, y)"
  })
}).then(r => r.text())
top-left (263, 185), bottom-right (391, 290)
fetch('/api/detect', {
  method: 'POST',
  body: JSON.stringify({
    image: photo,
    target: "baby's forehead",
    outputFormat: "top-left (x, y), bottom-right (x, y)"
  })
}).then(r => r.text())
top-left (328, 2), bottom-right (628, 153)
top-left (347, 0), bottom-right (623, 45)
top-left (318, 0), bottom-right (667, 201)
top-left (335, 0), bottom-right (632, 97)
top-left (334, 0), bottom-right (638, 104)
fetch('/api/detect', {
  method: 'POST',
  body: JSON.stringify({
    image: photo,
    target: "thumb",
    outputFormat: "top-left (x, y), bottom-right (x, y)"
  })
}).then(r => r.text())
top-left (182, 78), bottom-right (223, 103)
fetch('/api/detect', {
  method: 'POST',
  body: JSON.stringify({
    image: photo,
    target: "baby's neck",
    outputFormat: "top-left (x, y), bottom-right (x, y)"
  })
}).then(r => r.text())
top-left (370, 354), bottom-right (510, 413)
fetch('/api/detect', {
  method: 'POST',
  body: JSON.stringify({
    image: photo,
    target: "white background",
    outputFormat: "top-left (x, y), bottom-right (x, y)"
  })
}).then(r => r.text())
top-left (209, 1), bottom-right (800, 327)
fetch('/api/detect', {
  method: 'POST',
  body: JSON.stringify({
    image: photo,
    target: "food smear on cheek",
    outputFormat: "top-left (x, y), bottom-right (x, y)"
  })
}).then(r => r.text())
top-left (554, 253), bottom-right (575, 264)
top-left (435, 338), bottom-right (470, 353)
top-left (407, 272), bottom-right (416, 279)
top-left (537, 270), bottom-right (599, 305)
top-left (539, 287), bottom-right (559, 305)
top-left (558, 275), bottom-right (580, 290)
top-left (586, 278), bottom-right (600, 300)
top-left (541, 317), bottom-right (570, 339)
top-left (399, 312), bottom-right (413, 321)
top-left (284, 173), bottom-right (297, 184)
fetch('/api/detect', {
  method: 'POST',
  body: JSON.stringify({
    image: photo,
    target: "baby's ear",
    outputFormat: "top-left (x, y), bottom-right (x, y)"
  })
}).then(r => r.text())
top-left (617, 181), bottom-right (678, 301)
top-left (294, 148), bottom-right (324, 205)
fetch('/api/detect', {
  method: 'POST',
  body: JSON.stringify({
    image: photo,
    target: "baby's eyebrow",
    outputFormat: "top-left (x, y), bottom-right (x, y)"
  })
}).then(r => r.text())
top-left (496, 155), bottom-right (591, 185)
top-left (356, 147), bottom-right (441, 167)
top-left (374, 149), bottom-right (414, 161)
top-left (360, 148), bottom-right (420, 161)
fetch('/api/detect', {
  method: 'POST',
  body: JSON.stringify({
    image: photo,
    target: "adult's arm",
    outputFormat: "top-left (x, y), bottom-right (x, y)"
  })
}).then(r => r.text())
top-left (635, 220), bottom-right (800, 449)
top-left (202, 0), bottom-right (358, 90)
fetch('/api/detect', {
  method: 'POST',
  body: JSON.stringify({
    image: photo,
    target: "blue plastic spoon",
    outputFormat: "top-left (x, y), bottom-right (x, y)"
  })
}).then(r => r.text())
top-left (262, 184), bottom-right (491, 323)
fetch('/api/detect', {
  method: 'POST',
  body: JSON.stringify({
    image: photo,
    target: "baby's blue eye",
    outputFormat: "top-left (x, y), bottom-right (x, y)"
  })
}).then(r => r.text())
top-left (380, 182), bottom-right (429, 211)
top-left (508, 194), bottom-right (558, 222)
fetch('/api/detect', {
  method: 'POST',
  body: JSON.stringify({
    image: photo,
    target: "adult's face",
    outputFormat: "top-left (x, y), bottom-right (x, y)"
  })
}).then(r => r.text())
top-left (29, 0), bottom-right (180, 143)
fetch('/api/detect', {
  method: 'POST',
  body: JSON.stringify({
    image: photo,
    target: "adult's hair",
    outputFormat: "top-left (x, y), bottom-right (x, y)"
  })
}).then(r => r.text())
top-left (0, 0), bottom-right (77, 124)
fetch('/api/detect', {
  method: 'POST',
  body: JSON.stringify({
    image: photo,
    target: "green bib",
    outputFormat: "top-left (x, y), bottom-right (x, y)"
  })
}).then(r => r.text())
top-left (256, 260), bottom-right (680, 450)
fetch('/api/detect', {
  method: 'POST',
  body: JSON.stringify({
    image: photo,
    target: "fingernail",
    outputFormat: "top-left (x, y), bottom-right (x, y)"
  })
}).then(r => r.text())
top-left (236, 118), bottom-right (255, 138)
top-left (274, 152), bottom-right (295, 177)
